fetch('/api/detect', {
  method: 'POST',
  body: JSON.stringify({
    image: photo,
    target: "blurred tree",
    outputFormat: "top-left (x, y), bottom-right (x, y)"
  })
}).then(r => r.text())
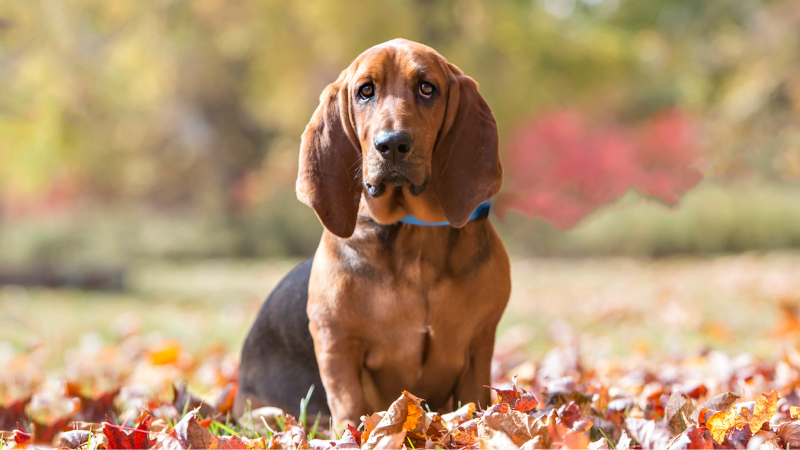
top-left (0, 0), bottom-right (798, 262)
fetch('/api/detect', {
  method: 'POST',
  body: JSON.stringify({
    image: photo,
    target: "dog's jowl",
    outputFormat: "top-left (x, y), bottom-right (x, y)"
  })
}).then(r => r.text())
top-left (235, 39), bottom-right (511, 426)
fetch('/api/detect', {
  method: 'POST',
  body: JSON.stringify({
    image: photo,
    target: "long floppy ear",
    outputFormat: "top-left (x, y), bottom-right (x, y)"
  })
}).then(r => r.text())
top-left (296, 71), bottom-right (362, 238)
top-left (433, 63), bottom-right (502, 227)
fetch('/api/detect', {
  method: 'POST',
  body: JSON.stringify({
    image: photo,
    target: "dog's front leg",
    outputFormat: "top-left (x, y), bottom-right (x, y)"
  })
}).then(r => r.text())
top-left (309, 320), bottom-right (371, 427)
top-left (453, 331), bottom-right (495, 410)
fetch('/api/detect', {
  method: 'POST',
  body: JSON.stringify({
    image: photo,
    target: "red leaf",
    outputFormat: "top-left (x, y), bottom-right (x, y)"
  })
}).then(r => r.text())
top-left (103, 411), bottom-right (155, 449)
top-left (347, 424), bottom-right (362, 447)
top-left (0, 397), bottom-right (31, 431)
top-left (13, 429), bottom-right (32, 446)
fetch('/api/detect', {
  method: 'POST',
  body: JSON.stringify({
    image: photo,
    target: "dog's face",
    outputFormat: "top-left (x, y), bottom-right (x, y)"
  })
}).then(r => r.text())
top-left (297, 39), bottom-right (502, 238)
top-left (349, 42), bottom-right (449, 199)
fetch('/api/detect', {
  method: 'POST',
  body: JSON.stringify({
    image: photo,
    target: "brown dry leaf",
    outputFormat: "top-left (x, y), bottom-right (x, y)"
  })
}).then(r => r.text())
top-left (268, 415), bottom-right (308, 450)
top-left (481, 430), bottom-right (520, 450)
top-left (478, 409), bottom-right (551, 448)
top-left (726, 425), bottom-right (752, 448)
top-left (545, 391), bottom-right (593, 415)
top-left (58, 430), bottom-right (92, 449)
top-left (441, 417), bottom-right (479, 447)
top-left (777, 421), bottom-right (800, 448)
top-left (173, 382), bottom-right (215, 419)
top-left (424, 413), bottom-right (447, 442)
top-left (625, 417), bottom-right (673, 450)
top-left (360, 411), bottom-right (384, 444)
top-left (749, 430), bottom-right (780, 450)
top-left (690, 392), bottom-right (740, 423)
top-left (664, 392), bottom-right (694, 434)
top-left (362, 391), bottom-right (428, 450)
top-left (170, 406), bottom-right (248, 449)
top-left (372, 431), bottom-right (407, 450)
top-left (441, 402), bottom-right (475, 428)
top-left (746, 389), bottom-right (778, 434)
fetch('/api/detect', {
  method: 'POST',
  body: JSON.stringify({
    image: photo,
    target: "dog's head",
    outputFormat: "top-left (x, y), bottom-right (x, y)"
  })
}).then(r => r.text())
top-left (297, 39), bottom-right (502, 238)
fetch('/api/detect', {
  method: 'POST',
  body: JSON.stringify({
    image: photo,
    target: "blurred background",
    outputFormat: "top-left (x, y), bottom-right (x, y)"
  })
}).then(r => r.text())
top-left (1, 0), bottom-right (800, 372)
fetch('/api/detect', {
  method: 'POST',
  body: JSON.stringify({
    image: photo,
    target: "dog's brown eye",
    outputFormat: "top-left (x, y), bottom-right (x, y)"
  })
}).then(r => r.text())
top-left (419, 82), bottom-right (435, 98)
top-left (359, 84), bottom-right (374, 99)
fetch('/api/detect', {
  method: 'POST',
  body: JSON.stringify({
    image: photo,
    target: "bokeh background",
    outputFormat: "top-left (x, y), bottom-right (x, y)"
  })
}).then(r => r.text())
top-left (2, 0), bottom-right (800, 373)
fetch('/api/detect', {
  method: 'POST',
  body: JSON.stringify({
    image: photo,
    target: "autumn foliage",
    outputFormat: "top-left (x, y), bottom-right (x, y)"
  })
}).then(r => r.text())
top-left (4, 334), bottom-right (800, 449)
top-left (496, 109), bottom-right (704, 229)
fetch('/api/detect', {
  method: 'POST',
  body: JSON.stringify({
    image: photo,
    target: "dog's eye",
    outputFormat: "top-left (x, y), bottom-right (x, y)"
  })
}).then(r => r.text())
top-left (358, 84), bottom-right (375, 100)
top-left (419, 82), bottom-right (435, 98)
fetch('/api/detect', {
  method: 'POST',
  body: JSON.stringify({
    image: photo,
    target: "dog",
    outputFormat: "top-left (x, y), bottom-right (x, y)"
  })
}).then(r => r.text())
top-left (235, 39), bottom-right (511, 427)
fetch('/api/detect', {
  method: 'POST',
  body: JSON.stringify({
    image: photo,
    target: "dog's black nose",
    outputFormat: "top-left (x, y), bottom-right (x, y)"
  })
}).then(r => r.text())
top-left (374, 130), bottom-right (413, 162)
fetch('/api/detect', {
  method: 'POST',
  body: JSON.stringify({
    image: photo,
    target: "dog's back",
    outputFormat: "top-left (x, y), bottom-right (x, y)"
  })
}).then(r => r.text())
top-left (235, 258), bottom-right (330, 419)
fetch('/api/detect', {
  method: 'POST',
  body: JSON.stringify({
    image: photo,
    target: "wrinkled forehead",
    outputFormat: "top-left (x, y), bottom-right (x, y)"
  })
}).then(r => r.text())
top-left (349, 42), bottom-right (449, 87)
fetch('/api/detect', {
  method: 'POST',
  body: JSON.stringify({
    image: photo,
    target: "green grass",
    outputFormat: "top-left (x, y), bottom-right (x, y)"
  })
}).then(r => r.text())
top-left (1, 252), bottom-right (798, 374)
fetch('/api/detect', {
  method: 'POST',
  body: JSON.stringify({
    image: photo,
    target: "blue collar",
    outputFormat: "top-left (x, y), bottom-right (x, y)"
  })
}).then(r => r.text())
top-left (398, 200), bottom-right (492, 226)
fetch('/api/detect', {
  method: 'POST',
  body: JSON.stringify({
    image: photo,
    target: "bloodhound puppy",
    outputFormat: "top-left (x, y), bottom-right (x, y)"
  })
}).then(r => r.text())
top-left (235, 39), bottom-right (511, 427)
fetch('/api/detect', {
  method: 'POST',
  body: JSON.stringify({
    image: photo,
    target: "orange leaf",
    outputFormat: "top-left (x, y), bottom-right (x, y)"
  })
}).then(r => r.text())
top-left (149, 340), bottom-right (182, 366)
top-left (791, 405), bottom-right (800, 421)
top-left (705, 407), bottom-right (747, 444)
top-left (747, 389), bottom-right (778, 434)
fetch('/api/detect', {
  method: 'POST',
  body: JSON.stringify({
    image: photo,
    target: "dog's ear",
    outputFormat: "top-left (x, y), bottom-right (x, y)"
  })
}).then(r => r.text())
top-left (297, 70), bottom-right (362, 238)
top-left (433, 63), bottom-right (502, 227)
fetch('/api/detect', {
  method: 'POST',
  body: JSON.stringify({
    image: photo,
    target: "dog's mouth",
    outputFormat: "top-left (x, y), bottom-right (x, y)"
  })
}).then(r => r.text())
top-left (365, 172), bottom-right (428, 197)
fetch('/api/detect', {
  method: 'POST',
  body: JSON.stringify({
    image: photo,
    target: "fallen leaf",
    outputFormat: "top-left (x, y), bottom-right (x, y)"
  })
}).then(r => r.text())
top-left (483, 430), bottom-right (520, 450)
top-left (103, 412), bottom-right (155, 449)
top-left (704, 406), bottom-right (748, 444)
top-left (689, 392), bottom-right (740, 423)
top-left (664, 392), bottom-right (694, 433)
top-left (725, 425), bottom-right (751, 448)
top-left (616, 430), bottom-right (632, 450)
top-left (746, 389), bottom-right (778, 434)
top-left (59, 430), bottom-right (92, 449)
top-left (309, 428), bottom-right (359, 450)
top-left (0, 397), bottom-right (31, 431)
top-left (777, 422), bottom-right (800, 448)
top-left (588, 437), bottom-right (610, 450)
top-left (478, 409), bottom-right (551, 447)
top-left (441, 402), bottom-right (475, 428)
top-left (170, 406), bottom-right (248, 449)
top-left (664, 425), bottom-right (713, 450)
top-left (149, 340), bottom-right (183, 366)
top-left (66, 382), bottom-right (120, 423)
top-left (441, 417), bottom-right (479, 447)
top-left (33, 417), bottom-right (71, 444)
top-left (14, 428), bottom-right (33, 447)
top-left (371, 431), bottom-right (407, 450)
top-left (625, 417), bottom-right (673, 450)
top-left (362, 391), bottom-right (429, 450)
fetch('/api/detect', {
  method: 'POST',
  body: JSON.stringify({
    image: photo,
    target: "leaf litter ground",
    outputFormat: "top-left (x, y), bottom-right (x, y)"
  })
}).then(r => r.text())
top-left (2, 254), bottom-right (800, 449)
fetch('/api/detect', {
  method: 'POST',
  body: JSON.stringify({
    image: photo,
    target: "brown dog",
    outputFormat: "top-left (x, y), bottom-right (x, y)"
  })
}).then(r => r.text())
top-left (235, 39), bottom-right (511, 427)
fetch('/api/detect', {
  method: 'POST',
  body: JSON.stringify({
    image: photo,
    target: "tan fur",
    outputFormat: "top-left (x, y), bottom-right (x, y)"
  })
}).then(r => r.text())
top-left (297, 39), bottom-right (511, 425)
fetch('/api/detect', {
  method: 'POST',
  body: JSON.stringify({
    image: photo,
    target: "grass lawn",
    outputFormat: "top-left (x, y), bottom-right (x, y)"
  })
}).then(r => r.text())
top-left (2, 252), bottom-right (799, 372)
